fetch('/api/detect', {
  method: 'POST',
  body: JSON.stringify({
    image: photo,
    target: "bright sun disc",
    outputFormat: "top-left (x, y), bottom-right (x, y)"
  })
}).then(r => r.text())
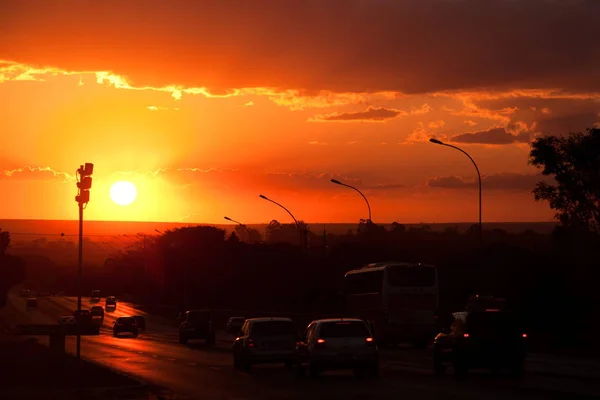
top-left (110, 181), bottom-right (137, 206)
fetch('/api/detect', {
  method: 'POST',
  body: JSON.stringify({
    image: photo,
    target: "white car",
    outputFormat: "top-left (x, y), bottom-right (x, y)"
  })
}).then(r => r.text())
top-left (295, 318), bottom-right (379, 378)
top-left (59, 316), bottom-right (76, 325)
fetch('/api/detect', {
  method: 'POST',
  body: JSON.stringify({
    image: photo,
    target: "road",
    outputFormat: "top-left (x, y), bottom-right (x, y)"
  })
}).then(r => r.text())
top-left (3, 292), bottom-right (600, 399)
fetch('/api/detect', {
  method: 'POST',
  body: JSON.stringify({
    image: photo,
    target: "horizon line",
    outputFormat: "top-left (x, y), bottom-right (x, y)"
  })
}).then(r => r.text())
top-left (0, 218), bottom-right (558, 225)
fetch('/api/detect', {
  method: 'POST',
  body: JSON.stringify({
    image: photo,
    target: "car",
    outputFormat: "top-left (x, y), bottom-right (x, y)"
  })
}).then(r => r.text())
top-left (59, 316), bottom-right (76, 325)
top-left (132, 315), bottom-right (146, 331)
top-left (178, 310), bottom-right (215, 345)
top-left (113, 317), bottom-right (139, 337)
top-left (90, 305), bottom-right (104, 320)
top-left (233, 317), bottom-right (296, 371)
top-left (295, 318), bottom-right (379, 378)
top-left (105, 296), bottom-right (117, 309)
top-left (91, 290), bottom-right (101, 301)
top-left (26, 298), bottom-right (37, 309)
top-left (73, 309), bottom-right (93, 325)
top-left (433, 309), bottom-right (527, 376)
top-left (226, 317), bottom-right (245, 334)
top-left (55, 292), bottom-right (65, 297)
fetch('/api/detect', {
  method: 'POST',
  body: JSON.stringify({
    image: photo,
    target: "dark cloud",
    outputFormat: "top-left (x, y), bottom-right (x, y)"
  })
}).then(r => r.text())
top-left (536, 112), bottom-right (600, 136)
top-left (427, 173), bottom-right (553, 191)
top-left (312, 107), bottom-right (406, 122)
top-left (450, 127), bottom-right (532, 145)
top-left (467, 96), bottom-right (600, 137)
top-left (2, 0), bottom-right (600, 94)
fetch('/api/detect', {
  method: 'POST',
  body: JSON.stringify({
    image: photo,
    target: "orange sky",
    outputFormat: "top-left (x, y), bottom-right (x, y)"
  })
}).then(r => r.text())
top-left (1, 0), bottom-right (599, 224)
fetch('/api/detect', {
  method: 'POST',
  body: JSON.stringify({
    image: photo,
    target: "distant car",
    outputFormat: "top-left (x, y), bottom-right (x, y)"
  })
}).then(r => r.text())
top-left (295, 318), bottom-right (379, 378)
top-left (226, 317), bottom-right (245, 334)
top-left (105, 296), bottom-right (117, 309)
top-left (59, 316), bottom-right (76, 325)
top-left (113, 317), bottom-right (139, 337)
top-left (233, 317), bottom-right (296, 371)
top-left (20, 289), bottom-right (31, 298)
top-left (178, 310), bottom-right (215, 345)
top-left (433, 309), bottom-right (527, 376)
top-left (26, 298), bottom-right (37, 309)
top-left (132, 316), bottom-right (146, 331)
top-left (55, 292), bottom-right (65, 297)
top-left (91, 290), bottom-right (101, 301)
top-left (90, 306), bottom-right (104, 319)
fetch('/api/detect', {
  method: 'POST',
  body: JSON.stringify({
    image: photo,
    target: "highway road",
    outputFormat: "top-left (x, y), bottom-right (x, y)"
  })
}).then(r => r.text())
top-left (3, 291), bottom-right (600, 399)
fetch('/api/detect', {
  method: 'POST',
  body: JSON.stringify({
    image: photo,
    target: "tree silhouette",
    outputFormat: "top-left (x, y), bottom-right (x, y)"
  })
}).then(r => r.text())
top-left (529, 128), bottom-right (600, 233)
top-left (0, 231), bottom-right (10, 256)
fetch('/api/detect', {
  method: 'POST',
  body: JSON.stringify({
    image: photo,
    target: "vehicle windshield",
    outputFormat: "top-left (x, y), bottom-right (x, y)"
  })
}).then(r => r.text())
top-left (466, 312), bottom-right (521, 336)
top-left (117, 318), bottom-right (135, 324)
top-left (387, 265), bottom-right (436, 287)
top-left (319, 321), bottom-right (370, 338)
top-left (251, 321), bottom-right (295, 336)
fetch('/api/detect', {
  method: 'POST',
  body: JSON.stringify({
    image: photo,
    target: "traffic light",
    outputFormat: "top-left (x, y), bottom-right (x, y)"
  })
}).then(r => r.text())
top-left (75, 163), bottom-right (94, 205)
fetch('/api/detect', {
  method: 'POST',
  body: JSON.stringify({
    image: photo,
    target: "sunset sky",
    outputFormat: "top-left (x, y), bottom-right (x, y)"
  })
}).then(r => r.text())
top-left (1, 0), bottom-right (599, 225)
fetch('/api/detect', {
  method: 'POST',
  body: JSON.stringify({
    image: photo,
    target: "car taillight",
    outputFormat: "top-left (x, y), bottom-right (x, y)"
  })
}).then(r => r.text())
top-left (365, 337), bottom-right (375, 347)
top-left (463, 333), bottom-right (469, 338)
top-left (247, 338), bottom-right (256, 348)
top-left (522, 333), bottom-right (527, 338)
top-left (315, 338), bottom-right (327, 348)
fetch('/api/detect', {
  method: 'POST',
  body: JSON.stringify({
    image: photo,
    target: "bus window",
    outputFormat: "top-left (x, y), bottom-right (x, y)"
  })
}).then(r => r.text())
top-left (344, 270), bottom-right (384, 295)
top-left (387, 266), bottom-right (435, 287)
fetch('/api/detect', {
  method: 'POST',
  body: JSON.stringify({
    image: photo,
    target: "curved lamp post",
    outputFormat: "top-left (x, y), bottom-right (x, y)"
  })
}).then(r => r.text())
top-left (330, 179), bottom-right (372, 223)
top-left (429, 138), bottom-right (482, 246)
top-left (259, 194), bottom-right (304, 248)
top-left (224, 216), bottom-right (245, 227)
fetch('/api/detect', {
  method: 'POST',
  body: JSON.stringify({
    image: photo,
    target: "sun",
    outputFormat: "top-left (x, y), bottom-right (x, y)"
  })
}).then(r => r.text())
top-left (110, 181), bottom-right (137, 206)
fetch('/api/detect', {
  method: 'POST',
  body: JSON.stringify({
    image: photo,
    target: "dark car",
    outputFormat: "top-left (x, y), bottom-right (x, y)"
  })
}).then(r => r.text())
top-left (178, 310), bottom-right (215, 345)
top-left (105, 296), bottom-right (117, 310)
top-left (233, 318), bottom-right (296, 371)
top-left (132, 315), bottom-right (146, 331)
top-left (113, 317), bottom-right (139, 337)
top-left (73, 309), bottom-right (93, 326)
top-left (26, 298), bottom-right (37, 309)
top-left (433, 310), bottom-right (527, 376)
top-left (91, 290), bottom-right (101, 301)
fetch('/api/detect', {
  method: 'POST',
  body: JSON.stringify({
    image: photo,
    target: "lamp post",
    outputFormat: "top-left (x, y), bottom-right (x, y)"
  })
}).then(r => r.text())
top-left (259, 195), bottom-right (304, 248)
top-left (429, 138), bottom-right (482, 246)
top-left (224, 216), bottom-right (245, 227)
top-left (330, 179), bottom-right (372, 223)
top-left (74, 162), bottom-right (94, 359)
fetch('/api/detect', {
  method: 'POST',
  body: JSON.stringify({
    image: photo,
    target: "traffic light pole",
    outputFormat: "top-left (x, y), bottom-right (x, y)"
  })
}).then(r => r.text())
top-left (74, 162), bottom-right (93, 360)
top-left (76, 199), bottom-right (83, 359)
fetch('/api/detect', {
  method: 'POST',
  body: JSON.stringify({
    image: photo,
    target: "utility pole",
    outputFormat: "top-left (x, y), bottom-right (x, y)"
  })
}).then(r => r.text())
top-left (75, 163), bottom-right (94, 359)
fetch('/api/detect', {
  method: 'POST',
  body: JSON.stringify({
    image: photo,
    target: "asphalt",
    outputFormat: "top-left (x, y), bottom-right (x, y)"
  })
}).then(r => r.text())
top-left (4, 292), bottom-right (600, 400)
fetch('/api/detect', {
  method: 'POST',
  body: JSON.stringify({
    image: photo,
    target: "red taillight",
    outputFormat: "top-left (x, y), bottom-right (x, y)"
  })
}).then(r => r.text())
top-left (247, 338), bottom-right (255, 348)
top-left (522, 333), bottom-right (527, 338)
top-left (463, 333), bottom-right (470, 338)
top-left (365, 337), bottom-right (375, 347)
top-left (315, 338), bottom-right (327, 348)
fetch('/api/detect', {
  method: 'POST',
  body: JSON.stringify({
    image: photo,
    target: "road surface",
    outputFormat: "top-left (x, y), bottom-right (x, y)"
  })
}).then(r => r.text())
top-left (3, 292), bottom-right (600, 399)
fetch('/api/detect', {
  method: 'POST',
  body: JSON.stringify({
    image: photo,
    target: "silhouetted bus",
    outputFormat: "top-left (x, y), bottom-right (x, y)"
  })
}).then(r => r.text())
top-left (343, 262), bottom-right (438, 348)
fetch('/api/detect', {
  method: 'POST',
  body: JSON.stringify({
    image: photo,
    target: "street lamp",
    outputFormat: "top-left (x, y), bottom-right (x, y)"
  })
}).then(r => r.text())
top-left (429, 138), bottom-right (482, 245)
top-left (224, 216), bottom-right (245, 226)
top-left (259, 194), bottom-right (304, 248)
top-left (330, 179), bottom-right (372, 222)
top-left (74, 162), bottom-right (93, 359)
